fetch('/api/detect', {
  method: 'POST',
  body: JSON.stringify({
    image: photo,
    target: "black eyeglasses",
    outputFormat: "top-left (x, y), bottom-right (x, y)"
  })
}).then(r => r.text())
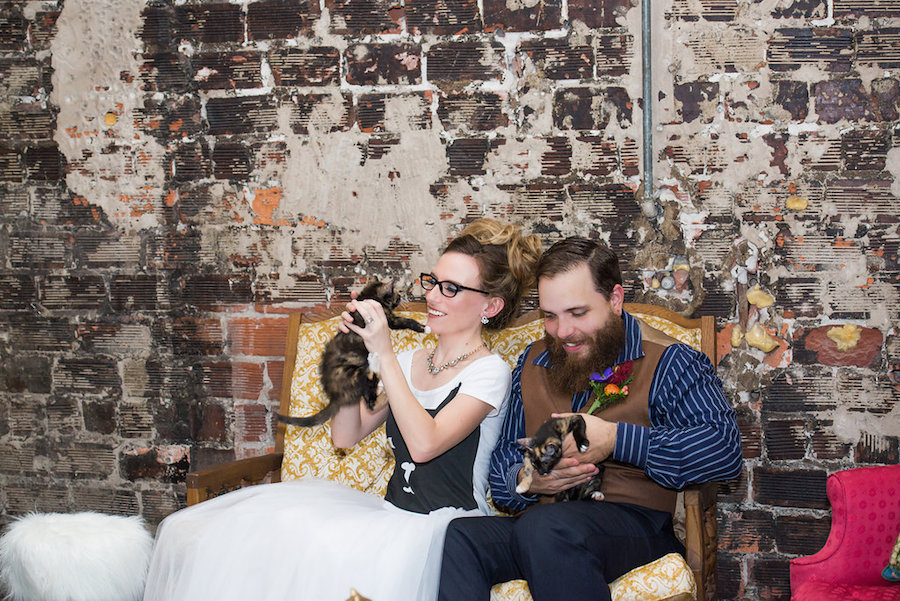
top-left (420, 273), bottom-right (489, 298)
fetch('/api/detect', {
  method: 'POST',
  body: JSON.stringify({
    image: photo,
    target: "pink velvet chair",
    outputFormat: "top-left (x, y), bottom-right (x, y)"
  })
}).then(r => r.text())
top-left (790, 464), bottom-right (900, 600)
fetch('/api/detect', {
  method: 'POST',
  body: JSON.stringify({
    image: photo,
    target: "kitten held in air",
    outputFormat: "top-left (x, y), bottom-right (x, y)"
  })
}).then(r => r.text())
top-left (279, 280), bottom-right (425, 427)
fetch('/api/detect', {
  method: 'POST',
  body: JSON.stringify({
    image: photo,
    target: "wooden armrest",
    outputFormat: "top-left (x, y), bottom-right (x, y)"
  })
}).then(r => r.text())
top-left (186, 453), bottom-right (284, 506)
top-left (682, 481), bottom-right (719, 601)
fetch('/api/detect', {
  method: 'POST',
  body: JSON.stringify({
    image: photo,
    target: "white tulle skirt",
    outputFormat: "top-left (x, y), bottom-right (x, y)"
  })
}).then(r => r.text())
top-left (142, 478), bottom-right (476, 601)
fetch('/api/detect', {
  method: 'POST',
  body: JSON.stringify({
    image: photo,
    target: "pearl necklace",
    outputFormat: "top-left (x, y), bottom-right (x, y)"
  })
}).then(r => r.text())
top-left (426, 342), bottom-right (486, 375)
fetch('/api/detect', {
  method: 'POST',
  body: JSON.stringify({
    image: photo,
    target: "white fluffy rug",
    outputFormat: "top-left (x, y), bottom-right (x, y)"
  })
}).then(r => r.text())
top-left (0, 512), bottom-right (153, 601)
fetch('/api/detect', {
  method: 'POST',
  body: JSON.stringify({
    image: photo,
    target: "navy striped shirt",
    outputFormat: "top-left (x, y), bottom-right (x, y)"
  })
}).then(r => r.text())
top-left (489, 310), bottom-right (743, 512)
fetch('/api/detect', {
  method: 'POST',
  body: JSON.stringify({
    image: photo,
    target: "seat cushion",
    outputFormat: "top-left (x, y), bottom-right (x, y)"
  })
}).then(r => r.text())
top-left (793, 581), bottom-right (900, 601)
top-left (489, 553), bottom-right (696, 601)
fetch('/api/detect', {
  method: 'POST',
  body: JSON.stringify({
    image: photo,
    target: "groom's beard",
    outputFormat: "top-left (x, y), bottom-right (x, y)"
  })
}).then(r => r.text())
top-left (545, 316), bottom-right (627, 398)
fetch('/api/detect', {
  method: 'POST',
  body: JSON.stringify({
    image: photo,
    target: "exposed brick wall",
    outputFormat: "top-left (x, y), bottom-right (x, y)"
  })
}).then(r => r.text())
top-left (0, 0), bottom-right (898, 599)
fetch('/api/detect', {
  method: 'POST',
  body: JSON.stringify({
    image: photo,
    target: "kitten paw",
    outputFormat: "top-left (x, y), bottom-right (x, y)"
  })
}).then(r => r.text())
top-left (578, 444), bottom-right (590, 453)
top-left (591, 491), bottom-right (605, 501)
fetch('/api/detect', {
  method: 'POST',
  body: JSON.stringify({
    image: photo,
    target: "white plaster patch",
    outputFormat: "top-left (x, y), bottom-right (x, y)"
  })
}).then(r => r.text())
top-left (51, 0), bottom-right (167, 230)
top-left (278, 93), bottom-right (450, 264)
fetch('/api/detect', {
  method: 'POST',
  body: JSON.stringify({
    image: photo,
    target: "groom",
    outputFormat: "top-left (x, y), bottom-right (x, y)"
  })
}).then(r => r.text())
top-left (438, 237), bottom-right (743, 601)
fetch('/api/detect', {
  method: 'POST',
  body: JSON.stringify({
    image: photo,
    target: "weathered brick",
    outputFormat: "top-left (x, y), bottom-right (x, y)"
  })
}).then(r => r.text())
top-left (0, 145), bottom-right (22, 181)
top-left (140, 489), bottom-right (183, 528)
top-left (44, 397), bottom-right (78, 436)
top-left (437, 92), bottom-right (507, 132)
top-left (0, 57), bottom-right (43, 97)
top-left (748, 556), bottom-right (791, 601)
top-left (206, 96), bottom-right (278, 135)
top-left (719, 508), bottom-right (775, 553)
top-left (193, 51), bottom-right (263, 90)
top-left (674, 81), bottom-right (719, 123)
top-left (541, 137), bottom-right (572, 176)
top-left (775, 80), bottom-right (809, 120)
top-left (326, 0), bottom-right (402, 34)
top-left (1, 355), bottom-right (51, 394)
top-left (764, 418), bottom-right (806, 460)
top-left (483, 0), bottom-right (561, 31)
top-left (871, 77), bottom-right (900, 121)
top-left (29, 10), bottom-right (60, 51)
top-left (140, 5), bottom-right (176, 50)
top-left (83, 399), bottom-right (116, 435)
top-left (569, 0), bottom-right (630, 27)
top-left (110, 275), bottom-right (163, 311)
top-left (553, 87), bottom-right (631, 130)
top-left (39, 275), bottom-right (108, 311)
top-left (235, 403), bottom-right (269, 442)
top-left (835, 0), bottom-right (900, 15)
top-left (173, 4), bottom-right (243, 44)
top-left (119, 401), bottom-right (154, 438)
top-left (345, 43), bottom-right (421, 86)
top-left (737, 411), bottom-right (762, 458)
top-left (50, 443), bottom-right (117, 478)
top-left (763, 369), bottom-right (837, 413)
top-left (810, 419), bottom-right (853, 459)
top-left (73, 231), bottom-right (142, 269)
top-left (405, 0), bottom-right (480, 35)
top-left (269, 47), bottom-right (340, 87)
top-left (753, 466), bottom-right (828, 508)
top-left (23, 144), bottom-right (66, 181)
top-left (774, 513), bottom-right (830, 556)
top-left (856, 28), bottom-right (900, 69)
top-left (227, 317), bottom-right (290, 357)
top-left (5, 482), bottom-right (69, 514)
top-left (502, 182), bottom-right (566, 221)
top-left (855, 433), bottom-right (899, 463)
top-left (0, 274), bottom-right (37, 310)
top-left (447, 137), bottom-right (495, 176)
top-left (0, 11), bottom-right (28, 52)
top-left (171, 141), bottom-right (212, 183)
top-left (594, 32), bottom-right (632, 76)
top-left (140, 52), bottom-right (190, 93)
top-left (796, 325), bottom-right (882, 367)
top-left (769, 28), bottom-right (853, 72)
top-left (841, 129), bottom-right (890, 171)
top-left (716, 554), bottom-right (744, 601)
top-left (0, 104), bottom-right (55, 141)
top-left (814, 79), bottom-right (875, 123)
top-left (4, 316), bottom-right (75, 352)
top-left (168, 317), bottom-right (225, 357)
top-left (193, 401), bottom-right (227, 442)
top-left (248, 0), bottom-right (319, 40)
top-left (121, 446), bottom-right (190, 482)
top-left (357, 93), bottom-right (430, 133)
top-left (519, 39), bottom-right (594, 80)
top-left (0, 442), bottom-right (36, 474)
top-left (286, 92), bottom-right (353, 135)
top-left (427, 41), bottom-right (506, 85)
top-left (267, 360), bottom-right (285, 401)
top-left (210, 141), bottom-right (252, 181)
top-left (774, 0), bottom-right (827, 18)
top-left (135, 95), bottom-right (203, 142)
top-left (668, 0), bottom-right (738, 21)
top-left (55, 358), bottom-right (121, 396)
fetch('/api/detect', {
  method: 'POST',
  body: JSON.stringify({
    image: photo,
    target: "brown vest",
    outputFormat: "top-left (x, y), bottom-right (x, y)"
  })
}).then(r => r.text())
top-left (521, 320), bottom-right (679, 515)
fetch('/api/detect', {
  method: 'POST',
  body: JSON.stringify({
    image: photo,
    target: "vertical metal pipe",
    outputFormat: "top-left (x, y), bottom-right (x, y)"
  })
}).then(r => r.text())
top-left (641, 0), bottom-right (654, 212)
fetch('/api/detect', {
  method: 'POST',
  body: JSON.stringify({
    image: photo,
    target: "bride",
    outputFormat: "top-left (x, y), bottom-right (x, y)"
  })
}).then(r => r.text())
top-left (142, 218), bottom-right (541, 601)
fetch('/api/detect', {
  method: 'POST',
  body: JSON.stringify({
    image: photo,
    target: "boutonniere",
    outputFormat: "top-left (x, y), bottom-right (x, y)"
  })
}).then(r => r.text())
top-left (587, 360), bottom-right (634, 415)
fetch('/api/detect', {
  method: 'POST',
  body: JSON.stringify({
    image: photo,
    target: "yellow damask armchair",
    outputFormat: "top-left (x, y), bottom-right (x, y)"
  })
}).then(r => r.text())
top-left (187, 303), bottom-right (721, 601)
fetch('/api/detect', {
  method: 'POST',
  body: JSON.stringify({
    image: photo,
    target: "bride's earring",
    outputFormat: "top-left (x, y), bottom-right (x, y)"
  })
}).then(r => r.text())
top-left (481, 315), bottom-right (489, 325)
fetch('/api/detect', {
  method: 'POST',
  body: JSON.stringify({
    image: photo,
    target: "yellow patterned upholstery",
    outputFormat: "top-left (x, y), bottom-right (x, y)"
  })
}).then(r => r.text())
top-left (281, 309), bottom-right (700, 601)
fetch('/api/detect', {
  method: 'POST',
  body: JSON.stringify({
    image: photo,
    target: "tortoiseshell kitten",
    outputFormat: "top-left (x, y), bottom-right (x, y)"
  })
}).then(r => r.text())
top-left (516, 414), bottom-right (605, 502)
top-left (278, 280), bottom-right (425, 428)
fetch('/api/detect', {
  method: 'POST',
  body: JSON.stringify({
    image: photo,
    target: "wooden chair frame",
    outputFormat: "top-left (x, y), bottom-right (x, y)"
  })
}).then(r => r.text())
top-left (186, 303), bottom-right (720, 600)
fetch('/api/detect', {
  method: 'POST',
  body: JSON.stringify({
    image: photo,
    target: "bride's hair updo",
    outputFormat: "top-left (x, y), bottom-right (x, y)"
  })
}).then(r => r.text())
top-left (443, 218), bottom-right (542, 329)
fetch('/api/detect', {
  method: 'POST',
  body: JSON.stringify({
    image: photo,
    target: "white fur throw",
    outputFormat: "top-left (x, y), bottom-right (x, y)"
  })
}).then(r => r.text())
top-left (0, 512), bottom-right (153, 601)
